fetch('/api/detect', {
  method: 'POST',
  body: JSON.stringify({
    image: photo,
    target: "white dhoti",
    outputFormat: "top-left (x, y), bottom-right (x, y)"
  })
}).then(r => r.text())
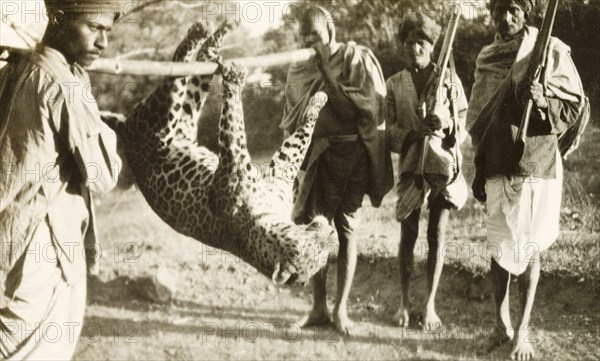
top-left (0, 219), bottom-right (87, 360)
top-left (485, 152), bottom-right (563, 275)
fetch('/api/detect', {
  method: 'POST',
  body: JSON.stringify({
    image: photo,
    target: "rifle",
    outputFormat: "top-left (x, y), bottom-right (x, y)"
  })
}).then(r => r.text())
top-left (414, 5), bottom-right (461, 189)
top-left (509, 0), bottom-right (560, 165)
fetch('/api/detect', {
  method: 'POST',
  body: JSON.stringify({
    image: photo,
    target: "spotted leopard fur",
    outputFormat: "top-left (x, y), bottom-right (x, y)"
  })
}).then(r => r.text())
top-left (101, 21), bottom-right (333, 285)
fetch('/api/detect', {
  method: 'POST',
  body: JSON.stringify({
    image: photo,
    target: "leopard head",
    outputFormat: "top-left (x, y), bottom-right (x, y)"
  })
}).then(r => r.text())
top-left (270, 216), bottom-right (336, 285)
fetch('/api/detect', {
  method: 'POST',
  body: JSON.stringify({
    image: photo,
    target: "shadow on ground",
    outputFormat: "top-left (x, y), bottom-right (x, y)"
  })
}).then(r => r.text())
top-left (85, 255), bottom-right (599, 359)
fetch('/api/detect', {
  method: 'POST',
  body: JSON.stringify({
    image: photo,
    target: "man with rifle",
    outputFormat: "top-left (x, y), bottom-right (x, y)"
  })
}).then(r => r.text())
top-left (386, 10), bottom-right (468, 330)
top-left (467, 0), bottom-right (585, 359)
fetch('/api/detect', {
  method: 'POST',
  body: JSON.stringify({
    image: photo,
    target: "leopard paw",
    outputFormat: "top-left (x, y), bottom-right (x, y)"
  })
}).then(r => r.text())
top-left (304, 92), bottom-right (328, 123)
top-left (187, 21), bottom-right (209, 43)
top-left (199, 20), bottom-right (237, 62)
top-left (221, 62), bottom-right (247, 87)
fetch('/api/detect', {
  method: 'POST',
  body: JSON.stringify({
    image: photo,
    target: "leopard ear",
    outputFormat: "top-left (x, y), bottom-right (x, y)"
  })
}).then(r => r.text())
top-left (307, 215), bottom-right (329, 230)
top-left (99, 111), bottom-right (127, 132)
top-left (271, 262), bottom-right (292, 285)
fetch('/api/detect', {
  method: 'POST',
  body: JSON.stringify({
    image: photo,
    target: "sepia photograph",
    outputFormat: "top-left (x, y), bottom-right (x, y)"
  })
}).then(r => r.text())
top-left (0, 0), bottom-right (598, 360)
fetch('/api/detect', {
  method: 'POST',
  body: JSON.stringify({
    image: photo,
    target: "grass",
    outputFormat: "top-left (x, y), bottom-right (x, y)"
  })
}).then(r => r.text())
top-left (82, 175), bottom-right (599, 360)
top-left (352, 123), bottom-right (600, 281)
top-left (68, 124), bottom-right (600, 360)
top-left (1, 117), bottom-right (593, 359)
top-left (96, 123), bottom-right (600, 287)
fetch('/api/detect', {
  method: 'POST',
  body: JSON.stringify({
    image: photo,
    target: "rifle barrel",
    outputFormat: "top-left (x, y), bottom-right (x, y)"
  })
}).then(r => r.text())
top-left (415, 5), bottom-right (462, 186)
top-left (512, 0), bottom-right (560, 163)
top-left (435, 6), bottom-right (462, 87)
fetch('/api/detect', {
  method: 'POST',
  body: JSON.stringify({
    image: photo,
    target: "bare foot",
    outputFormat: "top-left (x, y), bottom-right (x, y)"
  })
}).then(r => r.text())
top-left (485, 326), bottom-right (514, 354)
top-left (295, 310), bottom-right (331, 328)
top-left (393, 307), bottom-right (410, 327)
top-left (422, 307), bottom-right (442, 331)
top-left (333, 311), bottom-right (355, 335)
top-left (510, 336), bottom-right (535, 360)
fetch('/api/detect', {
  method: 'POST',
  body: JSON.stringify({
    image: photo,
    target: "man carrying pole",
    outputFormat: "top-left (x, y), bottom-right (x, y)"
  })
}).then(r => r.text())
top-left (467, 0), bottom-right (585, 359)
top-left (281, 5), bottom-right (392, 335)
top-left (0, 1), bottom-right (123, 358)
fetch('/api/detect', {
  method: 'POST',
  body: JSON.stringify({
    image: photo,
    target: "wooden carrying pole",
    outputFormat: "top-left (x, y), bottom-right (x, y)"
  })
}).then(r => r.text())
top-left (89, 48), bottom-right (317, 75)
top-left (0, 46), bottom-right (316, 76)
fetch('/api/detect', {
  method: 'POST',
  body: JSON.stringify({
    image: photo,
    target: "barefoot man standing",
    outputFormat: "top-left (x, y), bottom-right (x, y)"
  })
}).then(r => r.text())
top-left (282, 6), bottom-right (392, 335)
top-left (386, 12), bottom-right (469, 331)
top-left (468, 0), bottom-right (585, 359)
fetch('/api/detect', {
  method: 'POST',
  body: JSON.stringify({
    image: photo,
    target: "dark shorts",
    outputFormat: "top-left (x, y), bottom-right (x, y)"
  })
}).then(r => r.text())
top-left (305, 140), bottom-right (369, 221)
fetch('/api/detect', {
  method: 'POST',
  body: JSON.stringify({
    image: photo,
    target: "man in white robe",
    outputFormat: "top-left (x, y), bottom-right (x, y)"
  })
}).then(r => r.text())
top-left (467, 0), bottom-right (585, 359)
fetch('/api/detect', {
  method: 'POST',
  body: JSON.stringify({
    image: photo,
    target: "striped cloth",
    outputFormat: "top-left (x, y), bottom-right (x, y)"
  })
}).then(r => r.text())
top-left (293, 140), bottom-right (368, 224)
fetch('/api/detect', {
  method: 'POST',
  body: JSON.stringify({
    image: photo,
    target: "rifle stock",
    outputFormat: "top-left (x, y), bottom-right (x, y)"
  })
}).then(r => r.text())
top-left (511, 99), bottom-right (533, 166)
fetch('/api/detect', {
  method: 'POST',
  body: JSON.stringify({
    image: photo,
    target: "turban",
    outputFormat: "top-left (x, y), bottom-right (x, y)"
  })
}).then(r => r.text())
top-left (489, 0), bottom-right (536, 17)
top-left (45, 0), bottom-right (125, 19)
top-left (398, 12), bottom-right (441, 45)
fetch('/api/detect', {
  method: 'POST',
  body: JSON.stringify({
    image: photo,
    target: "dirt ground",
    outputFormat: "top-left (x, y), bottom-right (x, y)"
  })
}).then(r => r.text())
top-left (73, 186), bottom-right (599, 361)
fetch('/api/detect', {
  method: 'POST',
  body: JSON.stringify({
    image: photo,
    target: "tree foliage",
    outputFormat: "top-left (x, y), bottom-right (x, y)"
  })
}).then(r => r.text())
top-left (261, 0), bottom-right (599, 117)
top-left (85, 0), bottom-right (599, 155)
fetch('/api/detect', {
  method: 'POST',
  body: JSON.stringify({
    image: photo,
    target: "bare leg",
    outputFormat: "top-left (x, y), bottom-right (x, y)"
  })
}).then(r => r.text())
top-left (332, 212), bottom-right (358, 335)
top-left (297, 264), bottom-right (331, 328)
top-left (488, 257), bottom-right (514, 353)
top-left (511, 253), bottom-right (540, 361)
top-left (423, 197), bottom-right (451, 330)
top-left (394, 208), bottom-right (420, 327)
